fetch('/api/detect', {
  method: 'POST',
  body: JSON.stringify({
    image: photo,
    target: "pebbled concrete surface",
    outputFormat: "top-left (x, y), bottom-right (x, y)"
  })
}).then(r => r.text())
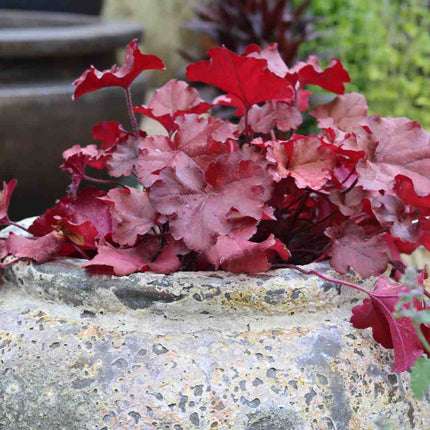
top-left (0, 259), bottom-right (429, 429)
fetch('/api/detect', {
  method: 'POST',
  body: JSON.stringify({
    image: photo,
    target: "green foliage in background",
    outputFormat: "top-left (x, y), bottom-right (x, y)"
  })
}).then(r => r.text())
top-left (301, 0), bottom-right (430, 128)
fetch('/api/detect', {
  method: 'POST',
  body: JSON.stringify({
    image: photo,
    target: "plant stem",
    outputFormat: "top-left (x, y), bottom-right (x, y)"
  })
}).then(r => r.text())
top-left (273, 263), bottom-right (371, 295)
top-left (67, 241), bottom-right (90, 260)
top-left (244, 108), bottom-right (251, 144)
top-left (125, 87), bottom-right (139, 135)
top-left (413, 321), bottom-right (430, 355)
top-left (83, 175), bottom-right (126, 188)
top-left (7, 221), bottom-right (32, 235)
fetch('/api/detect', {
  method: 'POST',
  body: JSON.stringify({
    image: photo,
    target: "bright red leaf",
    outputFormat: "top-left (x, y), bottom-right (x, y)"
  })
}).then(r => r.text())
top-left (91, 121), bottom-right (135, 149)
top-left (73, 39), bottom-right (165, 99)
top-left (186, 46), bottom-right (293, 113)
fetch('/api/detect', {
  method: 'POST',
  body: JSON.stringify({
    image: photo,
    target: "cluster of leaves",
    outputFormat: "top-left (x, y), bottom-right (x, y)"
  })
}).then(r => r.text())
top-left (303, 0), bottom-right (430, 129)
top-left (183, 0), bottom-right (315, 67)
top-left (1, 39), bottom-right (430, 380)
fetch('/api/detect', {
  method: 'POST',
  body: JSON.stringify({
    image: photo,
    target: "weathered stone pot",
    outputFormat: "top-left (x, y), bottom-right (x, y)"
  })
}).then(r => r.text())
top-left (0, 10), bottom-right (145, 219)
top-left (1, 247), bottom-right (429, 429)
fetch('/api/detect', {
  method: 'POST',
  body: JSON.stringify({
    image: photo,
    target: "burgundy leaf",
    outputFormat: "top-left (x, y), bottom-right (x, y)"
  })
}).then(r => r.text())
top-left (7, 231), bottom-right (65, 264)
top-left (350, 277), bottom-right (424, 372)
top-left (73, 39), bottom-right (165, 99)
top-left (100, 187), bottom-right (156, 246)
top-left (91, 121), bottom-right (135, 149)
top-left (207, 234), bottom-right (291, 273)
top-left (328, 222), bottom-right (389, 277)
top-left (149, 153), bottom-right (271, 251)
top-left (82, 238), bottom-right (160, 276)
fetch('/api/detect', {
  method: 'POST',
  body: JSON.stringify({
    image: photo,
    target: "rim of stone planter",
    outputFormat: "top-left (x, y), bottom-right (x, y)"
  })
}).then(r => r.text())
top-left (0, 10), bottom-right (143, 57)
top-left (0, 219), bottom-right (367, 317)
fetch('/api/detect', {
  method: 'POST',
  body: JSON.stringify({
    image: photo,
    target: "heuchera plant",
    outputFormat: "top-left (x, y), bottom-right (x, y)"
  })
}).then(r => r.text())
top-left (1, 39), bottom-right (430, 388)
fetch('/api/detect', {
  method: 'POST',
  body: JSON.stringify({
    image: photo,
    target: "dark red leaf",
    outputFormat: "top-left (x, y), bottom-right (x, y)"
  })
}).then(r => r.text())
top-left (328, 222), bottom-right (389, 277)
top-left (149, 240), bottom-right (189, 274)
top-left (82, 238), bottom-right (160, 276)
top-left (91, 121), bottom-right (135, 149)
top-left (207, 234), bottom-right (290, 273)
top-left (394, 175), bottom-right (430, 215)
top-left (0, 179), bottom-right (17, 225)
top-left (350, 277), bottom-right (424, 372)
top-left (100, 187), bottom-right (156, 246)
top-left (73, 39), bottom-right (165, 99)
top-left (29, 188), bottom-right (112, 243)
top-left (7, 231), bottom-right (65, 264)
top-left (186, 46), bottom-right (293, 112)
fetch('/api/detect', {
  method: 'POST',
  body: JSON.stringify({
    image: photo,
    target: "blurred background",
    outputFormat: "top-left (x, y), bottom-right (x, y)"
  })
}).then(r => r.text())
top-left (1, 0), bottom-right (430, 266)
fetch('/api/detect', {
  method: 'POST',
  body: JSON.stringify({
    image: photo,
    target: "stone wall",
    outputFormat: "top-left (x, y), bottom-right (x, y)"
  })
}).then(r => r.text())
top-left (103, 0), bottom-right (205, 82)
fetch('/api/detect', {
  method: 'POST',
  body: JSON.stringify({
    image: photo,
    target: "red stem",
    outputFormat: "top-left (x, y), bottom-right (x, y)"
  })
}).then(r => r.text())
top-left (83, 175), bottom-right (126, 188)
top-left (273, 263), bottom-right (371, 296)
top-left (125, 87), bottom-right (139, 135)
top-left (7, 221), bottom-right (32, 235)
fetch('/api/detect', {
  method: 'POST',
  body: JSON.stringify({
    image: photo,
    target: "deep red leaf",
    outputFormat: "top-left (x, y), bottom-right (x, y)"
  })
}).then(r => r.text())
top-left (29, 188), bottom-right (112, 244)
top-left (186, 46), bottom-right (293, 112)
top-left (350, 277), bottom-right (424, 372)
top-left (91, 121), bottom-right (135, 149)
top-left (73, 39), bottom-right (165, 99)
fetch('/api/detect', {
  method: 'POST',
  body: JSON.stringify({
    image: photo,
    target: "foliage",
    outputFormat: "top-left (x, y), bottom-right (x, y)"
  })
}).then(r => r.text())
top-left (1, 39), bottom-right (430, 378)
top-left (183, 0), bottom-right (315, 66)
top-left (302, 0), bottom-right (430, 128)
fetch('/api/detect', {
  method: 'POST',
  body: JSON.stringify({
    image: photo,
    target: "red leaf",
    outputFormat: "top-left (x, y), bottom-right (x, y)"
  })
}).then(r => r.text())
top-left (82, 238), bottom-right (160, 276)
top-left (244, 43), bottom-right (288, 77)
top-left (357, 116), bottom-right (430, 195)
top-left (394, 175), bottom-right (430, 215)
top-left (207, 234), bottom-right (290, 273)
top-left (329, 187), bottom-right (364, 216)
top-left (350, 277), bottom-right (424, 372)
top-left (266, 136), bottom-right (336, 189)
top-left (311, 93), bottom-right (368, 130)
top-left (149, 240), bottom-right (189, 274)
top-left (100, 187), bottom-right (156, 246)
top-left (136, 115), bottom-right (234, 187)
top-left (134, 79), bottom-right (212, 134)
top-left (73, 39), bottom-right (165, 99)
top-left (106, 136), bottom-right (142, 178)
top-left (149, 153), bottom-right (271, 251)
top-left (61, 144), bottom-right (109, 197)
top-left (29, 188), bottom-right (112, 244)
top-left (328, 222), bottom-right (389, 277)
top-left (54, 218), bottom-right (99, 250)
top-left (246, 101), bottom-right (302, 133)
top-left (7, 231), bottom-right (65, 263)
top-left (370, 194), bottom-right (420, 243)
top-left (186, 46), bottom-right (293, 112)
top-left (91, 121), bottom-right (135, 149)
top-left (0, 179), bottom-right (17, 225)
top-left (286, 56), bottom-right (350, 94)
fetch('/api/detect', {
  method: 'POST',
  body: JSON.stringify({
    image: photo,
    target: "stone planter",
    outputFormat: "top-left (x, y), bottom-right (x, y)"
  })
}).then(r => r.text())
top-left (0, 248), bottom-right (429, 429)
top-left (0, 0), bottom-right (104, 15)
top-left (0, 10), bottom-right (145, 219)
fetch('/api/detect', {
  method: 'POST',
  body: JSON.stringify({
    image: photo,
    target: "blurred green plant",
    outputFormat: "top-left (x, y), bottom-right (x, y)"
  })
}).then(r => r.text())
top-left (302, 0), bottom-right (430, 128)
